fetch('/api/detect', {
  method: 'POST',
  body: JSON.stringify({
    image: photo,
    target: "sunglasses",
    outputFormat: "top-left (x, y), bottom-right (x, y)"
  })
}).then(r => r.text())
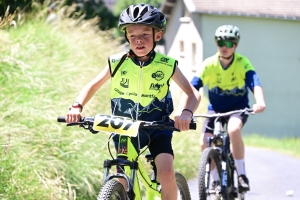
top-left (217, 40), bottom-right (235, 48)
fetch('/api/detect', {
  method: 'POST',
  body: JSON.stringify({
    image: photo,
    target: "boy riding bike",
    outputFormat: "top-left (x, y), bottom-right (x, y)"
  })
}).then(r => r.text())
top-left (65, 3), bottom-right (200, 199)
top-left (177, 25), bottom-right (266, 192)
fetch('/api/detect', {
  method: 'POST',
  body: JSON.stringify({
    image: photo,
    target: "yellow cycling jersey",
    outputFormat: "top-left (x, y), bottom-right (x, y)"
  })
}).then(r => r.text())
top-left (195, 52), bottom-right (256, 111)
top-left (199, 52), bottom-right (255, 92)
top-left (108, 52), bottom-right (177, 121)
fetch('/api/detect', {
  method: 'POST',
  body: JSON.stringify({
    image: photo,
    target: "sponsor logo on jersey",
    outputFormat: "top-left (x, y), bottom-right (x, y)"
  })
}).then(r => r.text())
top-left (152, 71), bottom-right (164, 81)
top-left (112, 58), bottom-right (122, 63)
top-left (141, 94), bottom-right (155, 98)
top-left (149, 83), bottom-right (164, 91)
top-left (160, 57), bottom-right (169, 63)
top-left (120, 78), bottom-right (129, 88)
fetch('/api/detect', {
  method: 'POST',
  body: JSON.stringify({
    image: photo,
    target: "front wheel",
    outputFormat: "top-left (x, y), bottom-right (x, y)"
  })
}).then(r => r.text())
top-left (97, 179), bottom-right (126, 200)
top-left (198, 147), bottom-right (222, 200)
top-left (175, 172), bottom-right (191, 200)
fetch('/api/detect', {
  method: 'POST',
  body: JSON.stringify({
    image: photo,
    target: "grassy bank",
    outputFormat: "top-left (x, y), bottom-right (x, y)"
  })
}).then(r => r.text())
top-left (0, 17), bottom-right (120, 199)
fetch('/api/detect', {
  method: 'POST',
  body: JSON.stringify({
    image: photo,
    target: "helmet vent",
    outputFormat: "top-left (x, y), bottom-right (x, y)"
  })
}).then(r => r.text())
top-left (133, 8), bottom-right (140, 18)
top-left (159, 14), bottom-right (165, 21)
top-left (150, 12), bottom-right (156, 16)
top-left (140, 7), bottom-right (149, 17)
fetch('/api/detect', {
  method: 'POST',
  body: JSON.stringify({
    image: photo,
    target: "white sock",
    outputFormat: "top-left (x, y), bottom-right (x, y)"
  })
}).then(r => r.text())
top-left (211, 168), bottom-right (220, 181)
top-left (235, 159), bottom-right (246, 176)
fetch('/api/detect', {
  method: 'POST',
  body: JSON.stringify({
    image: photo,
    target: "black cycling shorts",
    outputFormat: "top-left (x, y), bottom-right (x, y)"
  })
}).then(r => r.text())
top-left (148, 135), bottom-right (174, 159)
top-left (113, 131), bottom-right (173, 173)
top-left (113, 129), bottom-right (174, 159)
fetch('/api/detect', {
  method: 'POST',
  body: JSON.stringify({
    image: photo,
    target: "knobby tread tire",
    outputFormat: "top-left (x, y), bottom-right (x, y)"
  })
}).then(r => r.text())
top-left (198, 147), bottom-right (222, 200)
top-left (175, 171), bottom-right (192, 200)
top-left (97, 179), bottom-right (126, 200)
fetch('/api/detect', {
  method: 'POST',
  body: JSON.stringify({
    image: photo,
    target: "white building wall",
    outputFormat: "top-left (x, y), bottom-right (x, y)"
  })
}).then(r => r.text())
top-left (168, 17), bottom-right (203, 78)
top-left (164, 3), bottom-right (203, 80)
top-left (163, 1), bottom-right (183, 55)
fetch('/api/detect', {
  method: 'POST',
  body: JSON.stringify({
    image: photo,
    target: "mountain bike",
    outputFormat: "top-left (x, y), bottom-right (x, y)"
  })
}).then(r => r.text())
top-left (193, 108), bottom-right (253, 200)
top-left (57, 114), bottom-right (196, 200)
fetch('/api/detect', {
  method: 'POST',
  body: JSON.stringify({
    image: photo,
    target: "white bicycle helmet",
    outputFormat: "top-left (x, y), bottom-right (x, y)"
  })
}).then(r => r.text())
top-left (215, 25), bottom-right (240, 44)
top-left (118, 4), bottom-right (167, 35)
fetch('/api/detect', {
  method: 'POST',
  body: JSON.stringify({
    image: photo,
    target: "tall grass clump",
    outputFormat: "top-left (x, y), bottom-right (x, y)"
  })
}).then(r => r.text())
top-left (0, 14), bottom-right (120, 199)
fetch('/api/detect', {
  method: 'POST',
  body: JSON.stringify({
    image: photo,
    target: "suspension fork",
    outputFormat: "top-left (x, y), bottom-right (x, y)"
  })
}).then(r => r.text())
top-left (221, 135), bottom-right (230, 196)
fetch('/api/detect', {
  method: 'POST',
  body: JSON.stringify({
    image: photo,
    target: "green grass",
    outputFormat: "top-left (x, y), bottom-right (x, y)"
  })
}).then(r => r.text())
top-left (0, 14), bottom-right (299, 200)
top-left (0, 17), bottom-right (120, 199)
top-left (244, 134), bottom-right (300, 158)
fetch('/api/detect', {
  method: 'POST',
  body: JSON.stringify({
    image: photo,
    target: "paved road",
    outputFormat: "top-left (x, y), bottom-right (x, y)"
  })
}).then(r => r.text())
top-left (187, 146), bottom-right (300, 200)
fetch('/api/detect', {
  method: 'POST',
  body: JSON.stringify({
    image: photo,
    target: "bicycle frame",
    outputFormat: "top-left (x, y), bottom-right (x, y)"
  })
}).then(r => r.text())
top-left (102, 134), bottom-right (161, 200)
top-left (58, 114), bottom-right (194, 200)
top-left (207, 119), bottom-right (234, 197)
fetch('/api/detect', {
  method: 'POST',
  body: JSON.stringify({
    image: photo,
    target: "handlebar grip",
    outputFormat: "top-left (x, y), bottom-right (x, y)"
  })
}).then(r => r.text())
top-left (189, 122), bottom-right (197, 130)
top-left (167, 121), bottom-right (197, 130)
top-left (57, 116), bottom-right (66, 123)
top-left (57, 116), bottom-right (85, 123)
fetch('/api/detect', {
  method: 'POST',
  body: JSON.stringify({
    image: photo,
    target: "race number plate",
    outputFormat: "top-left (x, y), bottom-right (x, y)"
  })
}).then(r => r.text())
top-left (93, 114), bottom-right (141, 137)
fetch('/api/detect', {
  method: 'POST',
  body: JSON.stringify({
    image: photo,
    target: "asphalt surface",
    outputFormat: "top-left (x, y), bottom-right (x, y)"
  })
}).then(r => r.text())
top-left (187, 146), bottom-right (300, 200)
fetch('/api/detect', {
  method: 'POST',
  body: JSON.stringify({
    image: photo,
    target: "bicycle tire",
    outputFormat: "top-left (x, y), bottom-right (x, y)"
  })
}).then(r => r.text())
top-left (175, 172), bottom-right (192, 200)
top-left (97, 179), bottom-right (126, 200)
top-left (198, 147), bottom-right (222, 200)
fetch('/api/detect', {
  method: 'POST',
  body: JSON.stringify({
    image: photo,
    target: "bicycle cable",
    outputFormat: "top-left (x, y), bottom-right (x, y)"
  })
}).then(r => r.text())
top-left (107, 133), bottom-right (115, 160)
top-left (134, 129), bottom-right (151, 161)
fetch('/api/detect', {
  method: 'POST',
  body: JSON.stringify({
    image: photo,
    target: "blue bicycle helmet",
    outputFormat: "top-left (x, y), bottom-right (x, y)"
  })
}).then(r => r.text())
top-left (118, 4), bottom-right (167, 35)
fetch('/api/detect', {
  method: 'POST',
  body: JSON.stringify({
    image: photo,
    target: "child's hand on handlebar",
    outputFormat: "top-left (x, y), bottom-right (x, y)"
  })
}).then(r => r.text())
top-left (174, 110), bottom-right (193, 131)
top-left (66, 108), bottom-right (82, 123)
top-left (252, 103), bottom-right (266, 114)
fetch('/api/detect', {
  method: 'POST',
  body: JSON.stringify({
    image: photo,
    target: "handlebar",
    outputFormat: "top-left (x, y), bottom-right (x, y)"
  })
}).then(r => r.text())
top-left (139, 120), bottom-right (196, 131)
top-left (57, 115), bottom-right (196, 135)
top-left (193, 108), bottom-right (254, 119)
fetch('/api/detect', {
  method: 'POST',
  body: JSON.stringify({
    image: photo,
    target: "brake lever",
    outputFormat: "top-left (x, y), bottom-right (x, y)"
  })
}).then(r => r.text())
top-left (244, 109), bottom-right (254, 115)
top-left (88, 125), bottom-right (99, 134)
top-left (66, 122), bottom-right (98, 134)
top-left (66, 122), bottom-right (84, 126)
